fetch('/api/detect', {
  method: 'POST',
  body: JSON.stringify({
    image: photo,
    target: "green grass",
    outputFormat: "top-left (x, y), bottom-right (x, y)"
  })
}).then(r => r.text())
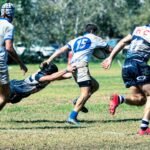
top-left (0, 62), bottom-right (150, 150)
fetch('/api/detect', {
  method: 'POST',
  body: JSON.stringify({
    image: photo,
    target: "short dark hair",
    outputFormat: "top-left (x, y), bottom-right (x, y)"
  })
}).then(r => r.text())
top-left (85, 23), bottom-right (98, 34)
top-left (40, 63), bottom-right (58, 75)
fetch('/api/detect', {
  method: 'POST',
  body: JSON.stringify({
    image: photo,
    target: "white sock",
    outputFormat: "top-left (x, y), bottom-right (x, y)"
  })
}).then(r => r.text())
top-left (119, 95), bottom-right (125, 104)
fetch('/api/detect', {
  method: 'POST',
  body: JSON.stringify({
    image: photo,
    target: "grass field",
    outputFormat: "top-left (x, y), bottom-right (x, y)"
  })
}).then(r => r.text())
top-left (0, 62), bottom-right (150, 150)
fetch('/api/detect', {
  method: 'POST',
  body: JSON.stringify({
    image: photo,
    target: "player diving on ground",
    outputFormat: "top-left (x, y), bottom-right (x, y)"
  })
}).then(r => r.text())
top-left (8, 63), bottom-right (75, 104)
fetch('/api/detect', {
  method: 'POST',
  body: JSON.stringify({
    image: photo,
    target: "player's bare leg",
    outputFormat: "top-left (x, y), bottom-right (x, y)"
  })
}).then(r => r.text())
top-left (67, 87), bottom-right (91, 125)
top-left (138, 97), bottom-right (150, 135)
top-left (109, 86), bottom-right (146, 115)
top-left (137, 84), bottom-right (150, 135)
top-left (0, 84), bottom-right (10, 110)
top-left (72, 77), bottom-right (99, 113)
top-left (74, 87), bottom-right (91, 112)
top-left (125, 86), bottom-right (146, 106)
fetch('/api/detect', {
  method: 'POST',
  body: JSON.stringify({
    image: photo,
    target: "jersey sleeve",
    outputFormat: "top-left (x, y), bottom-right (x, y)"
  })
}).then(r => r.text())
top-left (66, 39), bottom-right (74, 50)
top-left (4, 25), bottom-right (14, 41)
top-left (95, 36), bottom-right (108, 49)
top-left (35, 72), bottom-right (44, 82)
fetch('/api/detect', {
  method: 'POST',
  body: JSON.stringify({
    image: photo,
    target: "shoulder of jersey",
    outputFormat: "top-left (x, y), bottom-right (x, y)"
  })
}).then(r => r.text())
top-left (85, 33), bottom-right (98, 40)
top-left (3, 19), bottom-right (14, 28)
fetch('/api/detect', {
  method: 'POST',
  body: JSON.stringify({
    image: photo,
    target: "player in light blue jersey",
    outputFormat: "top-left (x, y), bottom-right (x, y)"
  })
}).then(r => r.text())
top-left (102, 25), bottom-right (150, 135)
top-left (0, 2), bottom-right (27, 111)
top-left (41, 23), bottom-right (112, 125)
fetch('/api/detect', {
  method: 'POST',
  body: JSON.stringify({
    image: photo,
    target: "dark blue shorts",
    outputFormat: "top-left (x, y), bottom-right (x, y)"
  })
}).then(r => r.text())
top-left (9, 80), bottom-right (34, 103)
top-left (10, 80), bottom-right (35, 95)
top-left (122, 58), bottom-right (150, 88)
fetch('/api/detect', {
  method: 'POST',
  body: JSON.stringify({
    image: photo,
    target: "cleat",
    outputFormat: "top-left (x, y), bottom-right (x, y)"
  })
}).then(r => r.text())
top-left (72, 99), bottom-right (88, 113)
top-left (109, 94), bottom-right (120, 115)
top-left (138, 128), bottom-right (150, 135)
top-left (66, 117), bottom-right (80, 125)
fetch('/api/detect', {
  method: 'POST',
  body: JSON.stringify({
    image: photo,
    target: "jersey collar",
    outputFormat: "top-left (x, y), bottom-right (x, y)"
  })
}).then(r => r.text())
top-left (0, 17), bottom-right (12, 23)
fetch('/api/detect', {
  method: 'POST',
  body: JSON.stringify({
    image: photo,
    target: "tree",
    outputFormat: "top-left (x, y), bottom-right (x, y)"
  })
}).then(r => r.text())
top-left (0, 0), bottom-right (147, 45)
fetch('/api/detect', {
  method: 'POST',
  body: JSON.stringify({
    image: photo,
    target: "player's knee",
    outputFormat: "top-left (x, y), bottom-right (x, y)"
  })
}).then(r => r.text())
top-left (0, 96), bottom-right (8, 106)
top-left (138, 95), bottom-right (146, 106)
top-left (132, 94), bottom-right (146, 106)
top-left (0, 94), bottom-right (9, 102)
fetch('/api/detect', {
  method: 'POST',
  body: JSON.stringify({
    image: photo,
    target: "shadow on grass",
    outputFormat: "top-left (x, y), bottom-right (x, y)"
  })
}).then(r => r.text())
top-left (0, 125), bottom-right (85, 130)
top-left (8, 119), bottom-right (66, 124)
top-left (79, 118), bottom-right (141, 123)
top-left (5, 118), bottom-right (141, 125)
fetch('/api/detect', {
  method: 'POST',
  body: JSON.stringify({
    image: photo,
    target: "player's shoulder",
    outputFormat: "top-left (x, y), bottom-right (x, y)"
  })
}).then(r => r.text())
top-left (89, 34), bottom-right (104, 42)
top-left (133, 25), bottom-right (148, 31)
top-left (68, 36), bottom-right (83, 43)
top-left (0, 19), bottom-right (14, 29)
top-left (6, 21), bottom-right (14, 29)
top-left (83, 33), bottom-right (101, 41)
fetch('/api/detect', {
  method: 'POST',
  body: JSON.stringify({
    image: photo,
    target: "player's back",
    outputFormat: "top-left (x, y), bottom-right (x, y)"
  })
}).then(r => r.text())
top-left (67, 33), bottom-right (107, 64)
top-left (127, 25), bottom-right (150, 61)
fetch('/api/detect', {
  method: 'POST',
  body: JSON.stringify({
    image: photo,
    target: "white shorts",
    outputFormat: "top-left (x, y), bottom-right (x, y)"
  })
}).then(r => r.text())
top-left (0, 50), bottom-right (9, 85)
top-left (71, 62), bottom-right (91, 83)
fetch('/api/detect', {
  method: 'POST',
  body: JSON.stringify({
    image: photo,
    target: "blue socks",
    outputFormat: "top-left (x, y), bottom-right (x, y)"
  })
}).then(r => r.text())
top-left (69, 110), bottom-right (78, 120)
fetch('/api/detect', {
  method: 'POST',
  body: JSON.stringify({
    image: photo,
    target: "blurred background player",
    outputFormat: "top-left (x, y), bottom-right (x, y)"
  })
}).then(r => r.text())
top-left (8, 63), bottom-right (75, 105)
top-left (0, 2), bottom-right (27, 111)
top-left (41, 23), bottom-right (112, 125)
top-left (102, 24), bottom-right (150, 135)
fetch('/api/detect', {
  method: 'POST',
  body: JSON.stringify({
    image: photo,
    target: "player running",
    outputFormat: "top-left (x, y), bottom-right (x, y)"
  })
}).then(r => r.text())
top-left (8, 63), bottom-right (75, 104)
top-left (41, 23), bottom-right (112, 125)
top-left (102, 24), bottom-right (150, 135)
top-left (0, 2), bottom-right (27, 111)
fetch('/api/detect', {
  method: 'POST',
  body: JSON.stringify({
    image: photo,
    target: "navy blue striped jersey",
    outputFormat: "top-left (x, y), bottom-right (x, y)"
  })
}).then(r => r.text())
top-left (127, 25), bottom-right (150, 61)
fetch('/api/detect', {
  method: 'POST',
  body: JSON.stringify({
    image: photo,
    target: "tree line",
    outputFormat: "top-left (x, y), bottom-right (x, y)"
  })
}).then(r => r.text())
top-left (1, 0), bottom-right (150, 46)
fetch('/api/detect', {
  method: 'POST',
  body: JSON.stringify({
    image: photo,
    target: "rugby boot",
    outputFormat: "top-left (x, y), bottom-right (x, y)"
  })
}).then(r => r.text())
top-left (138, 128), bottom-right (150, 135)
top-left (109, 94), bottom-right (120, 115)
top-left (66, 117), bottom-right (80, 126)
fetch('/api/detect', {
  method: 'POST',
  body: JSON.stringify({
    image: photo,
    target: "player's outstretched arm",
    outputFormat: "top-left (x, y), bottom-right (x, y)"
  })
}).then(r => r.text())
top-left (41, 45), bottom-right (69, 67)
top-left (102, 34), bottom-right (132, 69)
top-left (5, 40), bottom-right (28, 74)
top-left (39, 65), bottom-right (76, 82)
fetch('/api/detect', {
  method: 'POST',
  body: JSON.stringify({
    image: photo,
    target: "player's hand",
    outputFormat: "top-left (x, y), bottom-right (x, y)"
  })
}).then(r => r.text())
top-left (40, 60), bottom-right (49, 68)
top-left (66, 65), bottom-right (76, 73)
top-left (101, 57), bottom-right (112, 69)
top-left (20, 64), bottom-right (28, 75)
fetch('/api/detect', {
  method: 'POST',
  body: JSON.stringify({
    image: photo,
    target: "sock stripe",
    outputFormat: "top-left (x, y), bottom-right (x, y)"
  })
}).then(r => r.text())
top-left (142, 120), bottom-right (149, 125)
top-left (140, 119), bottom-right (149, 130)
top-left (119, 95), bottom-right (125, 104)
top-left (141, 124), bottom-right (148, 128)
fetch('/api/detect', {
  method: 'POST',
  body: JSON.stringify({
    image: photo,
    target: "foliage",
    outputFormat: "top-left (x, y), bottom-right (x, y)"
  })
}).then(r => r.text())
top-left (1, 0), bottom-right (148, 46)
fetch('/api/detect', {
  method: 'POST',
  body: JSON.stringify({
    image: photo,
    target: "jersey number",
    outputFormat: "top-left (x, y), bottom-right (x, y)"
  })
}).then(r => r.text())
top-left (74, 37), bottom-right (91, 52)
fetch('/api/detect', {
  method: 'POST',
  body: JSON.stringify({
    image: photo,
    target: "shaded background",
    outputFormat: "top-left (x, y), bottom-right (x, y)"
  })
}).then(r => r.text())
top-left (1, 0), bottom-right (150, 63)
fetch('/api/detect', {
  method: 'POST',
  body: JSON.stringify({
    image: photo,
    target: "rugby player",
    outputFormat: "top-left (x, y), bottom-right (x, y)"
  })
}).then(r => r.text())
top-left (102, 24), bottom-right (150, 135)
top-left (0, 2), bottom-right (27, 111)
top-left (41, 23), bottom-right (112, 125)
top-left (8, 63), bottom-right (75, 104)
